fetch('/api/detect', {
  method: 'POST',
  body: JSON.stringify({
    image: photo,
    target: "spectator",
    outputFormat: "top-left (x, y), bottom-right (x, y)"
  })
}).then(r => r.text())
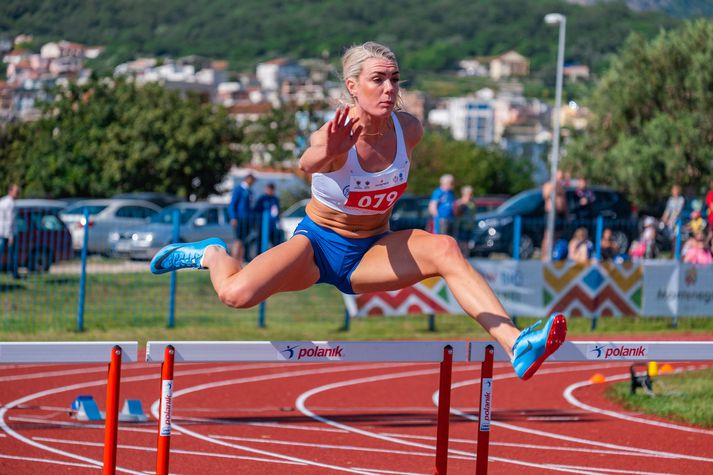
top-left (428, 174), bottom-right (455, 235)
top-left (599, 228), bottom-right (621, 261)
top-left (629, 216), bottom-right (659, 260)
top-left (254, 183), bottom-right (281, 248)
top-left (574, 178), bottom-right (595, 220)
top-left (0, 183), bottom-right (21, 279)
top-left (661, 185), bottom-right (685, 238)
top-left (568, 227), bottom-right (593, 264)
top-left (682, 230), bottom-right (713, 265)
top-left (687, 210), bottom-right (707, 237)
top-left (453, 185), bottom-right (476, 255)
top-left (541, 170), bottom-right (569, 260)
top-left (228, 173), bottom-right (256, 263)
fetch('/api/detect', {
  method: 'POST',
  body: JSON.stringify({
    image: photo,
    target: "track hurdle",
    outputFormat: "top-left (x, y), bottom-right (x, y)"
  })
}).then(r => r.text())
top-left (0, 341), bottom-right (138, 475)
top-left (146, 340), bottom-right (467, 475)
top-left (469, 340), bottom-right (713, 474)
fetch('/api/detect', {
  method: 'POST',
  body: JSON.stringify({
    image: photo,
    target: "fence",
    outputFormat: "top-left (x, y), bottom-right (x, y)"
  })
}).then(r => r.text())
top-left (1, 208), bottom-right (709, 333)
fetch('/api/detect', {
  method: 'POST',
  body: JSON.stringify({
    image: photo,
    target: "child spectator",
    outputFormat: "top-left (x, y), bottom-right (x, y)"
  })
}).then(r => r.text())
top-left (568, 227), bottom-right (593, 264)
top-left (682, 230), bottom-right (713, 265)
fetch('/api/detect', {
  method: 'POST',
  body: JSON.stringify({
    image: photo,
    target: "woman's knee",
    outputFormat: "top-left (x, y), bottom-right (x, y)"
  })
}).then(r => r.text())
top-left (217, 278), bottom-right (259, 309)
top-left (431, 234), bottom-right (464, 267)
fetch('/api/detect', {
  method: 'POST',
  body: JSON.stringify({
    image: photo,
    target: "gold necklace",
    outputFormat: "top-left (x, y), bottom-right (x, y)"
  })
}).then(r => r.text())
top-left (360, 117), bottom-right (392, 137)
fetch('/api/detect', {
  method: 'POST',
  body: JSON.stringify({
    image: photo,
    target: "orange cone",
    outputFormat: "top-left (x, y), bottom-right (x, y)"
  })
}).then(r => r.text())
top-left (659, 363), bottom-right (674, 374)
top-left (589, 373), bottom-right (607, 384)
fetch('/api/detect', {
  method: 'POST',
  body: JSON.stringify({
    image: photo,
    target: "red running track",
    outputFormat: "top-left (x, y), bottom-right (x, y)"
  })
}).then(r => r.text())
top-left (1, 351), bottom-right (713, 474)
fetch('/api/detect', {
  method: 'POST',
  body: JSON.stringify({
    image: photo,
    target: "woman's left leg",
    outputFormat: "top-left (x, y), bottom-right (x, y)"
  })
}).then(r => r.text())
top-left (349, 229), bottom-right (521, 356)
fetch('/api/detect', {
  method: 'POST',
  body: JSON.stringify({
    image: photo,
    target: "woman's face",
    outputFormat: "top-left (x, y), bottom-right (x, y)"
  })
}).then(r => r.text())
top-left (347, 58), bottom-right (399, 118)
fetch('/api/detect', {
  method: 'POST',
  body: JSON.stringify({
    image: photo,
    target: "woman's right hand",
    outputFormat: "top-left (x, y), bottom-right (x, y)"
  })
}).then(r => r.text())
top-left (324, 105), bottom-right (362, 158)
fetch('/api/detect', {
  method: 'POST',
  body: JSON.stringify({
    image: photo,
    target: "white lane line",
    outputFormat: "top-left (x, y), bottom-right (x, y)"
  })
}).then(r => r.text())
top-left (563, 368), bottom-right (713, 437)
top-left (154, 363), bottom-right (423, 475)
top-left (176, 415), bottom-right (348, 433)
top-left (0, 359), bottom-right (315, 472)
top-left (380, 433), bottom-right (676, 459)
top-left (8, 416), bottom-right (167, 435)
top-left (356, 468), bottom-right (428, 475)
top-left (0, 452), bottom-right (100, 469)
top-left (444, 367), bottom-right (713, 464)
top-left (209, 434), bottom-right (475, 461)
top-left (550, 464), bottom-right (677, 475)
top-left (294, 367), bottom-right (596, 475)
top-left (32, 436), bottom-right (306, 466)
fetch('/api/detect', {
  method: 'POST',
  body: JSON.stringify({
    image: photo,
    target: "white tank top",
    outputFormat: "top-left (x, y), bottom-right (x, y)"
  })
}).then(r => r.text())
top-left (311, 112), bottom-right (410, 216)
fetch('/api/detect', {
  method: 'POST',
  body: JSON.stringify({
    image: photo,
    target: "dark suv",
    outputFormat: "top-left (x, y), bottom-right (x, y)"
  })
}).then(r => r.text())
top-left (469, 186), bottom-right (637, 258)
top-left (1, 204), bottom-right (73, 273)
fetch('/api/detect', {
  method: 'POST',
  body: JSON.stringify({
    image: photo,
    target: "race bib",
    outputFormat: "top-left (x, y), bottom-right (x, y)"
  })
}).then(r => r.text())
top-left (344, 172), bottom-right (407, 212)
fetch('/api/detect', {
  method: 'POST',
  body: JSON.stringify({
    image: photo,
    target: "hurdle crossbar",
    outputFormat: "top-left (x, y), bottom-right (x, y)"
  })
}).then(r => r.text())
top-left (470, 340), bottom-right (713, 474)
top-left (469, 341), bottom-right (713, 362)
top-left (146, 340), bottom-right (468, 363)
top-left (0, 341), bottom-right (138, 363)
top-left (146, 341), bottom-right (465, 475)
top-left (0, 342), bottom-right (137, 475)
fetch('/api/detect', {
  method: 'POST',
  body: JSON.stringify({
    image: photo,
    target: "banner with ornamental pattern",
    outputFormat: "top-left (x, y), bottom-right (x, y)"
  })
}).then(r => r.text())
top-left (343, 260), bottom-right (645, 318)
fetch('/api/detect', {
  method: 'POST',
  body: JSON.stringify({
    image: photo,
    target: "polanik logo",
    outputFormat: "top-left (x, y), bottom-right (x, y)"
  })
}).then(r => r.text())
top-left (280, 344), bottom-right (344, 360)
top-left (587, 344), bottom-right (648, 360)
top-left (281, 345), bottom-right (300, 359)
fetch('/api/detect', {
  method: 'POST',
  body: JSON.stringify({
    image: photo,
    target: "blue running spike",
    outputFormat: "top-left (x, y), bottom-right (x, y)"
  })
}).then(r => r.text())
top-left (512, 313), bottom-right (567, 380)
top-left (150, 238), bottom-right (228, 275)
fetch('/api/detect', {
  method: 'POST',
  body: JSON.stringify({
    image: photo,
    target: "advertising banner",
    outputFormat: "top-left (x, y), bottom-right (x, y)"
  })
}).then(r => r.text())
top-left (343, 260), bottom-right (543, 317)
top-left (543, 261), bottom-right (642, 317)
top-left (643, 262), bottom-right (713, 316)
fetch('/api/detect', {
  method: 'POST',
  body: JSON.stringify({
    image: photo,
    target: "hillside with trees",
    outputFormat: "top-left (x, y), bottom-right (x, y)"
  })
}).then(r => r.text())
top-left (563, 19), bottom-right (713, 207)
top-left (1, 0), bottom-right (677, 78)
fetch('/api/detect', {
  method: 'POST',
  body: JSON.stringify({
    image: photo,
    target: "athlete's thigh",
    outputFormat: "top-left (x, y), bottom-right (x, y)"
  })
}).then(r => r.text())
top-left (241, 234), bottom-right (320, 296)
top-left (349, 229), bottom-right (444, 293)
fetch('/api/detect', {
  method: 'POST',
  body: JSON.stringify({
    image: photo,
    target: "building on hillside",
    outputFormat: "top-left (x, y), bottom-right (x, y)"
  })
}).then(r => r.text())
top-left (488, 51), bottom-right (529, 80)
top-left (563, 63), bottom-right (590, 82)
top-left (429, 94), bottom-right (495, 146)
top-left (256, 58), bottom-right (307, 91)
top-left (459, 50), bottom-right (530, 81)
top-left (229, 102), bottom-right (273, 124)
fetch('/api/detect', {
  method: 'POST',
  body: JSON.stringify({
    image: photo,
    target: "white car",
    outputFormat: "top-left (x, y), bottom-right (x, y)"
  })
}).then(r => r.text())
top-left (60, 199), bottom-right (161, 254)
top-left (109, 202), bottom-right (236, 260)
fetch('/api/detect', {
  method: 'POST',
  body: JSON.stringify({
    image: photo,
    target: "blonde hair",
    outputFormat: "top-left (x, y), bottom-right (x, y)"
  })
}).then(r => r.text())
top-left (341, 42), bottom-right (402, 107)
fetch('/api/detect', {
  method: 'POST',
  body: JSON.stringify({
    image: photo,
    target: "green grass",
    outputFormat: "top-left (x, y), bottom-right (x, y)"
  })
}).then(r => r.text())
top-left (2, 270), bottom-right (713, 346)
top-left (606, 368), bottom-right (713, 429)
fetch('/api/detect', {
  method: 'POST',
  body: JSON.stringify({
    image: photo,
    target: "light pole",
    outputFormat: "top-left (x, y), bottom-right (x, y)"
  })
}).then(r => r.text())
top-left (544, 13), bottom-right (566, 262)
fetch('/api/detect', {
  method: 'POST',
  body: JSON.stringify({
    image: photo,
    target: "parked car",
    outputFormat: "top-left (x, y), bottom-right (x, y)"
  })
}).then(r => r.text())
top-left (109, 202), bottom-right (235, 260)
top-left (1, 201), bottom-right (73, 273)
top-left (60, 199), bottom-right (161, 254)
top-left (111, 192), bottom-right (183, 208)
top-left (469, 186), bottom-right (637, 259)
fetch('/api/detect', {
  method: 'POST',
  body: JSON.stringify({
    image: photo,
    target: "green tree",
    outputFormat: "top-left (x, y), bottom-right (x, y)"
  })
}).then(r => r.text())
top-left (410, 131), bottom-right (533, 196)
top-left (563, 19), bottom-right (713, 207)
top-left (0, 78), bottom-right (243, 198)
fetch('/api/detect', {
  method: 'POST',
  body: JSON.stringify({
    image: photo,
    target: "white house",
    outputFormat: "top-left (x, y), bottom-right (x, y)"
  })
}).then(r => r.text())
top-left (256, 58), bottom-right (306, 91)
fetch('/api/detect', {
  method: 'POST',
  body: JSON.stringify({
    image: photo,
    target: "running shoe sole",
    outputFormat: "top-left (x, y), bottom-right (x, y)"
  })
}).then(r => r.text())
top-left (520, 313), bottom-right (567, 380)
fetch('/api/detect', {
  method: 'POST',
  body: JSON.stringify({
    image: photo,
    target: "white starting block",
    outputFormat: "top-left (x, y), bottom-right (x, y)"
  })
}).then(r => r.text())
top-left (119, 399), bottom-right (148, 422)
top-left (70, 395), bottom-right (104, 421)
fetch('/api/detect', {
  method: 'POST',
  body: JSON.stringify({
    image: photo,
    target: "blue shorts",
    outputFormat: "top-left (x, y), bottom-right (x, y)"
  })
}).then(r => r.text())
top-left (293, 216), bottom-right (388, 294)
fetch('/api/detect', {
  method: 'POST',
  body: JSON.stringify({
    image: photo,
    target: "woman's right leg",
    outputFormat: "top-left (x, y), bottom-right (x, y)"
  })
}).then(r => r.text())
top-left (202, 235), bottom-right (320, 308)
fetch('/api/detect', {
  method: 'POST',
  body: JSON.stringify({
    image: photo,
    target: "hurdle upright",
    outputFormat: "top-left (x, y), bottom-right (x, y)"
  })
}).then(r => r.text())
top-left (469, 340), bottom-right (713, 474)
top-left (0, 341), bottom-right (138, 475)
top-left (146, 340), bottom-right (467, 475)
